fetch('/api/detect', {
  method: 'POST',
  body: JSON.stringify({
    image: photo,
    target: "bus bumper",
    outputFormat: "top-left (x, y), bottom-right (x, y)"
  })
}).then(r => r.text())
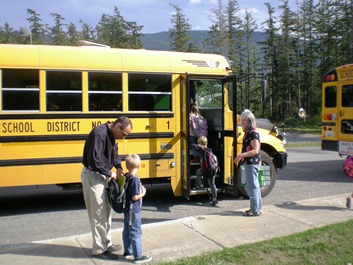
top-left (274, 152), bottom-right (287, 169)
top-left (321, 140), bottom-right (338, 152)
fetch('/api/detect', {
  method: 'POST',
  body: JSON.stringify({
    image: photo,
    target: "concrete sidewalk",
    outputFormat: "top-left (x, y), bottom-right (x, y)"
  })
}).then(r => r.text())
top-left (1, 193), bottom-right (352, 265)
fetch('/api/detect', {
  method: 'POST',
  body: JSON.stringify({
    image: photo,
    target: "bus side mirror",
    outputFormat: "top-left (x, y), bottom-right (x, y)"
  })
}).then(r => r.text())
top-left (261, 79), bottom-right (267, 102)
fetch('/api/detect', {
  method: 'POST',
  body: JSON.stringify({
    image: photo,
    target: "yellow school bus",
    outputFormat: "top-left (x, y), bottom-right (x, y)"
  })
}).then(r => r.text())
top-left (322, 64), bottom-right (353, 156)
top-left (0, 41), bottom-right (287, 199)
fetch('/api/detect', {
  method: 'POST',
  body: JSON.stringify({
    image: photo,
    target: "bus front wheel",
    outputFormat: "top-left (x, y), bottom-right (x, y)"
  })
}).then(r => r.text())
top-left (238, 150), bottom-right (277, 198)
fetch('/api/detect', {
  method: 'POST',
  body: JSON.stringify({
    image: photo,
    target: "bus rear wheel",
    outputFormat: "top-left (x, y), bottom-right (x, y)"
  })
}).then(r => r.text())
top-left (238, 150), bottom-right (277, 198)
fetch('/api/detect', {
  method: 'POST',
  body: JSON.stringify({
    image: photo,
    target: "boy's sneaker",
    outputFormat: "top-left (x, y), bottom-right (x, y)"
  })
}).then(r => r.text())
top-left (211, 199), bottom-right (218, 206)
top-left (123, 252), bottom-right (134, 260)
top-left (133, 255), bottom-right (152, 264)
top-left (346, 196), bottom-right (352, 209)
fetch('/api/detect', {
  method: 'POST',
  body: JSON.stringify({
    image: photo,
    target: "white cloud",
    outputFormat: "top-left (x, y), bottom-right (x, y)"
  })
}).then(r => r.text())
top-left (189, 0), bottom-right (202, 4)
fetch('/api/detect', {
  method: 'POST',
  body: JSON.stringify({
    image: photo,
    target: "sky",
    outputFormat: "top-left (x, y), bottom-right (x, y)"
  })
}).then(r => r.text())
top-left (0, 0), bottom-right (298, 34)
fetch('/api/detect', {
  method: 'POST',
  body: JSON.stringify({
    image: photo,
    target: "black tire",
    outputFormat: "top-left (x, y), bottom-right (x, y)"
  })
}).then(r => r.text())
top-left (238, 150), bottom-right (277, 198)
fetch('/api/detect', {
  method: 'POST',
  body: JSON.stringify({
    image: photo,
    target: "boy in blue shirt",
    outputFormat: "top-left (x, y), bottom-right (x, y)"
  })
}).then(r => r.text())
top-left (122, 154), bottom-right (152, 264)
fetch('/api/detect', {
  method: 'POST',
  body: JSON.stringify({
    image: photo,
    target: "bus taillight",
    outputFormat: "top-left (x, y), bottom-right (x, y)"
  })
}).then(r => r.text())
top-left (323, 113), bottom-right (337, 120)
top-left (325, 74), bottom-right (336, 82)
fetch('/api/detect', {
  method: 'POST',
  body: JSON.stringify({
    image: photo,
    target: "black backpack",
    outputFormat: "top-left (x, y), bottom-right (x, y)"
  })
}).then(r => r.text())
top-left (106, 178), bottom-right (131, 213)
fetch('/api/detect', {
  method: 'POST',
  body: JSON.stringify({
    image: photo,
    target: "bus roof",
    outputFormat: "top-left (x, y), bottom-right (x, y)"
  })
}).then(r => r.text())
top-left (0, 43), bottom-right (232, 76)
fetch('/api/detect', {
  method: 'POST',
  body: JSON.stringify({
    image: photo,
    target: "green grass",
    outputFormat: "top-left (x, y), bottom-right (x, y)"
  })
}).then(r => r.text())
top-left (160, 220), bottom-right (353, 265)
top-left (280, 114), bottom-right (322, 134)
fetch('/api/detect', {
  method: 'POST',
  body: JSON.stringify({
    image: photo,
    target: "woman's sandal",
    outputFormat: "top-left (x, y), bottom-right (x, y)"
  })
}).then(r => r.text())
top-left (346, 196), bottom-right (352, 209)
top-left (243, 209), bottom-right (261, 217)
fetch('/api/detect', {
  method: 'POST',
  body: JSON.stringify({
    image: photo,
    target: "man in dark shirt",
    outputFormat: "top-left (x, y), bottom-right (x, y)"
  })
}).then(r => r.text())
top-left (81, 116), bottom-right (132, 260)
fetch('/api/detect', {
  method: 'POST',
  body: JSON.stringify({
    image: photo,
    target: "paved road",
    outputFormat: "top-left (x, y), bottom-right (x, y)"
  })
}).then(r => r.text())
top-left (1, 133), bottom-right (351, 247)
top-left (284, 131), bottom-right (321, 142)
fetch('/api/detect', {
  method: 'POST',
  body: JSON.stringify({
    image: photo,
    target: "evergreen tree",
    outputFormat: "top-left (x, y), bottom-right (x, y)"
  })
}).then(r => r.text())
top-left (296, 0), bottom-right (318, 116)
top-left (169, 3), bottom-right (192, 52)
top-left (277, 0), bottom-right (297, 118)
top-left (334, 0), bottom-right (353, 64)
top-left (0, 23), bottom-right (14, 44)
top-left (315, 0), bottom-right (337, 74)
top-left (125, 21), bottom-right (143, 49)
top-left (67, 22), bottom-right (80, 45)
top-left (260, 3), bottom-right (279, 119)
top-left (208, 0), bottom-right (227, 55)
top-left (26, 9), bottom-right (47, 44)
top-left (96, 6), bottom-right (142, 48)
top-left (96, 9), bottom-right (127, 47)
top-left (50, 13), bottom-right (68, 45)
top-left (79, 19), bottom-right (96, 42)
top-left (225, 0), bottom-right (243, 68)
top-left (243, 10), bottom-right (258, 112)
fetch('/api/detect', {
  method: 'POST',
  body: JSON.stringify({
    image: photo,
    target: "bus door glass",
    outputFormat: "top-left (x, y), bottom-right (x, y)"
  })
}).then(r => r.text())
top-left (339, 83), bottom-right (353, 151)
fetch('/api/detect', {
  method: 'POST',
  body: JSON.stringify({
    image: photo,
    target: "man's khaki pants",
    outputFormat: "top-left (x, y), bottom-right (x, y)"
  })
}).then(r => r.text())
top-left (81, 167), bottom-right (113, 255)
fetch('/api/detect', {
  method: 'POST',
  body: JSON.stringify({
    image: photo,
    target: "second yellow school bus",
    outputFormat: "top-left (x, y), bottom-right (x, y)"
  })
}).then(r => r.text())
top-left (322, 64), bottom-right (353, 156)
top-left (0, 41), bottom-right (287, 199)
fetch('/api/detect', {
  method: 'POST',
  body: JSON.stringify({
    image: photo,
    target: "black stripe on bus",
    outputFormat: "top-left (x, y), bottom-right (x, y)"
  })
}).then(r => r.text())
top-left (223, 130), bottom-right (236, 137)
top-left (0, 113), bottom-right (174, 120)
top-left (0, 153), bottom-right (174, 167)
top-left (0, 132), bottom-right (174, 143)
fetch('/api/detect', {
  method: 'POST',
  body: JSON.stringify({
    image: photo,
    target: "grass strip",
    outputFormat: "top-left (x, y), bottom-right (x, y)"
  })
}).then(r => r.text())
top-left (161, 219), bottom-right (353, 265)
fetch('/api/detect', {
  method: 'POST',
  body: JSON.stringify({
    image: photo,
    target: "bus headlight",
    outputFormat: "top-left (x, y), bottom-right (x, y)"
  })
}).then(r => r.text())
top-left (170, 162), bottom-right (176, 168)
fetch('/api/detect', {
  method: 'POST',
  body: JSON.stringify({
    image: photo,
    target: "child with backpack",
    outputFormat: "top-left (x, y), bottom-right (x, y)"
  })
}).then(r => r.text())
top-left (122, 154), bottom-right (152, 264)
top-left (192, 136), bottom-right (218, 206)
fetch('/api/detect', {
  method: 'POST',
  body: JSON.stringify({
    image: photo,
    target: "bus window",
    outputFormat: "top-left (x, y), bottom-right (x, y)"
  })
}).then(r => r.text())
top-left (2, 69), bottom-right (39, 111)
top-left (128, 73), bottom-right (172, 111)
top-left (342, 120), bottom-right (353, 134)
top-left (342, 85), bottom-right (353, 107)
top-left (197, 81), bottom-right (222, 108)
top-left (324, 86), bottom-right (336, 108)
top-left (88, 72), bottom-right (122, 111)
top-left (46, 71), bottom-right (82, 111)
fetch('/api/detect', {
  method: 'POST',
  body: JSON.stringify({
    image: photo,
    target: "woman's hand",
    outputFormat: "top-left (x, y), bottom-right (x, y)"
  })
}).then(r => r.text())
top-left (234, 153), bottom-right (244, 164)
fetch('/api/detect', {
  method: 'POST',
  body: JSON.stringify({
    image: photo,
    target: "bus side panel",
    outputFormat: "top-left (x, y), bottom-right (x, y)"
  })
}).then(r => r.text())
top-left (0, 164), bottom-right (82, 187)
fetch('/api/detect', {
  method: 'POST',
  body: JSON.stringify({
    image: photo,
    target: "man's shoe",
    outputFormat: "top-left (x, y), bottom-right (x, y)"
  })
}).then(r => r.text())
top-left (93, 251), bottom-right (119, 260)
top-left (133, 255), bottom-right (152, 264)
top-left (107, 244), bottom-right (122, 252)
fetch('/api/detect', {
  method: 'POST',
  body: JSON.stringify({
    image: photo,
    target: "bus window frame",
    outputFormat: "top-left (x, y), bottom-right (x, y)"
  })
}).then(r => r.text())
top-left (46, 70), bottom-right (82, 112)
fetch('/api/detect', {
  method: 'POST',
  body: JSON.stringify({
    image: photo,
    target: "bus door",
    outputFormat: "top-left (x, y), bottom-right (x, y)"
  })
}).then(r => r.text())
top-left (338, 83), bottom-right (353, 155)
top-left (222, 75), bottom-right (239, 195)
top-left (181, 75), bottom-right (191, 199)
top-left (183, 75), bottom-right (238, 197)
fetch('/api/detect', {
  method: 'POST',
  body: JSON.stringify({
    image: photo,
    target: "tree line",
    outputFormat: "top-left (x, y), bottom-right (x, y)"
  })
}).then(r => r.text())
top-left (1, 0), bottom-right (352, 122)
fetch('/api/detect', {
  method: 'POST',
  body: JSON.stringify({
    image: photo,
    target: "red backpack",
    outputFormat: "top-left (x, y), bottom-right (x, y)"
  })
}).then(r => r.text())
top-left (344, 156), bottom-right (353, 178)
top-left (201, 148), bottom-right (219, 178)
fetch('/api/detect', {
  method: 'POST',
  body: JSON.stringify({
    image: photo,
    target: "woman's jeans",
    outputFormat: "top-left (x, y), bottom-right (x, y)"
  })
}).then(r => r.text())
top-left (122, 211), bottom-right (142, 259)
top-left (244, 163), bottom-right (262, 213)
